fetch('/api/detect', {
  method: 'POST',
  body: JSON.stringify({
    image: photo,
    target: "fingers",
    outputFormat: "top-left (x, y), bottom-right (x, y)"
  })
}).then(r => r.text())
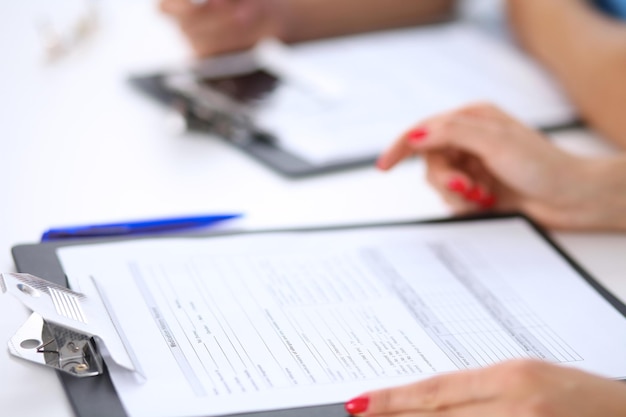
top-left (425, 152), bottom-right (497, 211)
top-left (160, 0), bottom-right (211, 18)
top-left (376, 110), bottom-right (456, 171)
top-left (375, 126), bottom-right (425, 171)
top-left (363, 401), bottom-right (517, 417)
top-left (455, 101), bottom-right (515, 121)
top-left (160, 0), bottom-right (222, 56)
top-left (346, 368), bottom-right (501, 416)
top-left (377, 116), bottom-right (502, 214)
top-left (376, 103), bottom-right (515, 172)
top-left (179, 15), bottom-right (231, 46)
top-left (160, 0), bottom-right (272, 57)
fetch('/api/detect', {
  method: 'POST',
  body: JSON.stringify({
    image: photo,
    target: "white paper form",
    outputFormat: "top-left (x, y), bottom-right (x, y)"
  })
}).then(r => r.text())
top-left (58, 218), bottom-right (626, 417)
top-left (253, 23), bottom-right (575, 164)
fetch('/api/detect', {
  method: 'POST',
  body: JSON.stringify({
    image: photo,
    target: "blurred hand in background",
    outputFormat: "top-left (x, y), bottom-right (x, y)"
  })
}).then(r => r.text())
top-left (159, 0), bottom-right (455, 57)
top-left (159, 0), bottom-right (284, 57)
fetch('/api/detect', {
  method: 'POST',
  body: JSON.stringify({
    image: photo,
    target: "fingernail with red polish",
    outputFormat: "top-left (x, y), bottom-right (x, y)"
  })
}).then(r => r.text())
top-left (465, 186), bottom-right (484, 202)
top-left (480, 195), bottom-right (497, 209)
top-left (345, 395), bottom-right (370, 415)
top-left (376, 158), bottom-right (386, 170)
top-left (447, 178), bottom-right (467, 193)
top-left (407, 127), bottom-right (428, 143)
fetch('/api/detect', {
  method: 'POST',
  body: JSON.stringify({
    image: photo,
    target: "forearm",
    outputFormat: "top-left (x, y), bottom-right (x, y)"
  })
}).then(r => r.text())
top-left (277, 0), bottom-right (457, 43)
top-left (507, 0), bottom-right (626, 148)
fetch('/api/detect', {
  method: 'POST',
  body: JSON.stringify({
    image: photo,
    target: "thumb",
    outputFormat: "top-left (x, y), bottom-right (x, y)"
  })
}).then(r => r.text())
top-left (417, 115), bottom-right (505, 156)
top-left (378, 113), bottom-right (505, 171)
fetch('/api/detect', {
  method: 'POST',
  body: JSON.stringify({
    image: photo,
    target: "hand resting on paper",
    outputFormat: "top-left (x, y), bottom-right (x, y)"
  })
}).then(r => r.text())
top-left (345, 359), bottom-right (626, 417)
top-left (377, 103), bottom-right (626, 231)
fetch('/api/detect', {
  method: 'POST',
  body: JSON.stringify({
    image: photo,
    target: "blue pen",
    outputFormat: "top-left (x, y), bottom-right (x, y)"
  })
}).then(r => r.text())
top-left (41, 213), bottom-right (242, 241)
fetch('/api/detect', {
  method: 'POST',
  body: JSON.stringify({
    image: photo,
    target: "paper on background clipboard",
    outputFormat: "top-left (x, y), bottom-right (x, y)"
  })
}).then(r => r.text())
top-left (248, 22), bottom-right (575, 165)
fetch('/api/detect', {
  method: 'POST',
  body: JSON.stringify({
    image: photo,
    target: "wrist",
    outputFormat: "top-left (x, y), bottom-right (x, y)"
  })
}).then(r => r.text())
top-left (573, 156), bottom-right (626, 231)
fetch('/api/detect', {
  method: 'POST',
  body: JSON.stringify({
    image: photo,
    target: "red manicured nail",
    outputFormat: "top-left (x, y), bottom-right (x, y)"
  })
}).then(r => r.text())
top-left (407, 127), bottom-right (428, 143)
top-left (447, 178), bottom-right (467, 193)
top-left (345, 395), bottom-right (370, 415)
top-left (376, 158), bottom-right (387, 170)
top-left (465, 186), bottom-right (485, 202)
top-left (480, 194), bottom-right (497, 209)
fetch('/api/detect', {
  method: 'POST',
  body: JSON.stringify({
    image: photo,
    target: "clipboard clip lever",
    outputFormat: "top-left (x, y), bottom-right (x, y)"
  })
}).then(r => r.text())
top-left (1, 272), bottom-right (112, 378)
top-left (9, 312), bottom-right (103, 377)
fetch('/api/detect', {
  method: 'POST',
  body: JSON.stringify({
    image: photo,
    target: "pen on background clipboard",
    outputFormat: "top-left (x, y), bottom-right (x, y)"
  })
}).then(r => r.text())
top-left (40, 213), bottom-right (242, 241)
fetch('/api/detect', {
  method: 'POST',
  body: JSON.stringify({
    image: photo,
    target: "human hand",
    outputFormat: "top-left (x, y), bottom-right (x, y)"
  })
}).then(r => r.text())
top-left (159, 0), bottom-right (284, 57)
top-left (376, 103), bottom-right (617, 231)
top-left (345, 359), bottom-right (626, 417)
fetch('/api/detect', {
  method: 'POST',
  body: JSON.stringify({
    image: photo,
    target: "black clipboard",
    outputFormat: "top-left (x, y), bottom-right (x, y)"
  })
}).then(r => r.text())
top-left (128, 70), bottom-right (377, 179)
top-left (11, 214), bottom-right (626, 417)
top-left (128, 71), bottom-right (580, 180)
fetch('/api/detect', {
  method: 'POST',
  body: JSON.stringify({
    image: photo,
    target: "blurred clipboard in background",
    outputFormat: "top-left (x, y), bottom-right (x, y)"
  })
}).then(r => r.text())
top-left (129, 22), bottom-right (577, 178)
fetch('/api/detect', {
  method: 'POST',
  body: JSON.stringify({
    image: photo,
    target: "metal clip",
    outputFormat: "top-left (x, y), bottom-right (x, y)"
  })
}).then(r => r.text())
top-left (9, 312), bottom-right (103, 377)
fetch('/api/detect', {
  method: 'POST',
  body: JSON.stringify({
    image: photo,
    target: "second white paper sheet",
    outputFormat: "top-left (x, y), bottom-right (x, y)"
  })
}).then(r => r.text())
top-left (253, 23), bottom-right (574, 164)
top-left (58, 218), bottom-right (626, 417)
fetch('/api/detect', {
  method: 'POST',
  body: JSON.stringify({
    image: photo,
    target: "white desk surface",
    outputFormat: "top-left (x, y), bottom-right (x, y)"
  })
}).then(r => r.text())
top-left (2, 1), bottom-right (626, 416)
